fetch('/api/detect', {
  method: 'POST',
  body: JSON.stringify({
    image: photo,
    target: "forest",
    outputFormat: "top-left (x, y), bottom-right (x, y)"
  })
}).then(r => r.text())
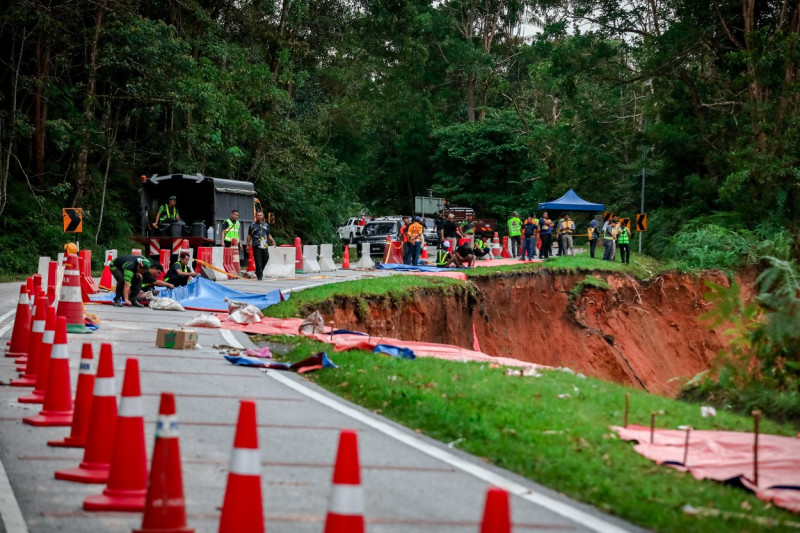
top-left (1, 0), bottom-right (799, 272)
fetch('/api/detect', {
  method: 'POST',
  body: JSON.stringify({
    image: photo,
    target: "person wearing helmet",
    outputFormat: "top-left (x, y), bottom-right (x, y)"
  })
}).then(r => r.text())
top-left (111, 254), bottom-right (161, 307)
top-left (63, 242), bottom-right (79, 256)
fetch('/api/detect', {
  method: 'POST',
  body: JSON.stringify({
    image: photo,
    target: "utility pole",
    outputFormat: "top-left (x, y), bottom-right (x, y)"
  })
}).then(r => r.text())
top-left (639, 138), bottom-right (647, 254)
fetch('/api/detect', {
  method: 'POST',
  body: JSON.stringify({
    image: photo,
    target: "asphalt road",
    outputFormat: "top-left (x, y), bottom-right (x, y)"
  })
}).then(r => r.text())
top-left (0, 266), bottom-right (642, 533)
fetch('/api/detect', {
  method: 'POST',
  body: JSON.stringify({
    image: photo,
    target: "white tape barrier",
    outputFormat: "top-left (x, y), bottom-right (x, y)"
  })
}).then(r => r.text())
top-left (264, 247), bottom-right (295, 278)
top-left (302, 245), bottom-right (321, 273)
top-left (354, 243), bottom-right (374, 269)
top-left (209, 247), bottom-right (229, 281)
top-left (318, 244), bottom-right (338, 272)
top-left (37, 256), bottom-right (52, 287)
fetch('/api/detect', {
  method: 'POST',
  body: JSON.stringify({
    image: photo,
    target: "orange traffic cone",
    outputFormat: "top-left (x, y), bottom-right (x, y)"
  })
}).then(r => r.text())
top-left (49, 343), bottom-right (95, 447)
top-left (342, 245), bottom-right (350, 270)
top-left (480, 487), bottom-right (511, 533)
top-left (24, 316), bottom-right (74, 426)
top-left (219, 400), bottom-right (264, 533)
top-left (134, 392), bottom-right (194, 533)
top-left (421, 244), bottom-right (429, 260)
top-left (501, 236), bottom-right (511, 258)
top-left (55, 343), bottom-right (118, 484)
top-left (17, 304), bottom-right (56, 401)
top-left (99, 253), bottom-right (114, 291)
top-left (14, 289), bottom-right (45, 369)
top-left (247, 246), bottom-right (256, 274)
top-left (5, 285), bottom-right (31, 358)
top-left (294, 237), bottom-right (304, 273)
top-left (11, 296), bottom-right (48, 389)
top-left (84, 358), bottom-right (147, 511)
top-left (324, 430), bottom-right (364, 533)
top-left (58, 254), bottom-right (90, 333)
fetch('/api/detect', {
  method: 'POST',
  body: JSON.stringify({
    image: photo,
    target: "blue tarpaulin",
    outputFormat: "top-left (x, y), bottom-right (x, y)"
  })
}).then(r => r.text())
top-left (537, 189), bottom-right (604, 211)
top-left (375, 263), bottom-right (462, 272)
top-left (91, 276), bottom-right (287, 312)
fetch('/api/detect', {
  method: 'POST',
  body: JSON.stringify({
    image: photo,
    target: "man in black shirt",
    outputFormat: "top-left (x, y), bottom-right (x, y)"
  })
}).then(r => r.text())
top-left (454, 243), bottom-right (475, 268)
top-left (246, 211), bottom-right (277, 280)
top-left (165, 252), bottom-right (197, 287)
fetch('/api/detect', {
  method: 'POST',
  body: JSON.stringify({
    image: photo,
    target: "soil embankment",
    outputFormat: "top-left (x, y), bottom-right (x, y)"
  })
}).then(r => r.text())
top-left (318, 271), bottom-right (752, 396)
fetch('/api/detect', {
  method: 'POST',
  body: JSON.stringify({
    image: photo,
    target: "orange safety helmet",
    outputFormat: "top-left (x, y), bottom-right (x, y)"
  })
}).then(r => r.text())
top-left (64, 242), bottom-right (78, 255)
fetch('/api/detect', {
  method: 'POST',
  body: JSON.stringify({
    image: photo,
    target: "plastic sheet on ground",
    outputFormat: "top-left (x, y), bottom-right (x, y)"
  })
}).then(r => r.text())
top-left (613, 424), bottom-right (800, 513)
top-left (90, 277), bottom-right (286, 312)
top-left (219, 315), bottom-right (548, 370)
top-left (225, 351), bottom-right (337, 374)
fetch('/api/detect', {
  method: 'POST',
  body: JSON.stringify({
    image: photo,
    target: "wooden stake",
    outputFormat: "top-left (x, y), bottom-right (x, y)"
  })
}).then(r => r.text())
top-left (752, 410), bottom-right (761, 486)
top-left (624, 393), bottom-right (630, 428)
top-left (650, 412), bottom-right (656, 444)
top-left (683, 426), bottom-right (692, 466)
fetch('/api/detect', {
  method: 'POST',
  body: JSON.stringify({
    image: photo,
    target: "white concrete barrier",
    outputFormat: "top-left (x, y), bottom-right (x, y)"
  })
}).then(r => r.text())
top-left (318, 244), bottom-right (338, 272)
top-left (38, 256), bottom-right (52, 286)
top-left (264, 247), bottom-right (296, 277)
top-left (209, 247), bottom-right (229, 281)
top-left (354, 243), bottom-right (374, 269)
top-left (302, 245), bottom-right (321, 273)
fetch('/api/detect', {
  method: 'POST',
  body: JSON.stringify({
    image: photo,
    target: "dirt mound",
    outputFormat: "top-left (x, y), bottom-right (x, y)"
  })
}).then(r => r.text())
top-left (319, 271), bottom-right (750, 396)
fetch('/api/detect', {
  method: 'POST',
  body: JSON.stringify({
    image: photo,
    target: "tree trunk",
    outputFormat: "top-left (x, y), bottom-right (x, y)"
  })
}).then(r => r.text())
top-left (74, 3), bottom-right (106, 204)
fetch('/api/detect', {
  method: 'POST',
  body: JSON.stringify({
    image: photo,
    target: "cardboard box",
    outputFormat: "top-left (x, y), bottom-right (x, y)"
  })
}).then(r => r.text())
top-left (156, 328), bottom-right (198, 350)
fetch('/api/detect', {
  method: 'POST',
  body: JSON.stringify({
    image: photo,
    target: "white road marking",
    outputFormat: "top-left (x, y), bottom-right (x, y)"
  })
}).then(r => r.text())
top-left (0, 309), bottom-right (15, 324)
top-left (220, 328), bottom-right (244, 350)
top-left (267, 371), bottom-right (631, 533)
top-left (0, 453), bottom-right (28, 533)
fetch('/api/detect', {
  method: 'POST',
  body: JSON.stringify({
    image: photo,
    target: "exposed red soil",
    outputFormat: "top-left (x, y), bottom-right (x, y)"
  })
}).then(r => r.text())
top-left (318, 271), bottom-right (754, 396)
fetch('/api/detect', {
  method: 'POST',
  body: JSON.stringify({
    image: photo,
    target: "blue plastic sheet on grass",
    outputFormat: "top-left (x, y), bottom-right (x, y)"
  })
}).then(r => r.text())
top-left (91, 276), bottom-right (287, 312)
top-left (374, 344), bottom-right (416, 359)
top-left (225, 351), bottom-right (338, 372)
top-left (375, 263), bottom-right (460, 272)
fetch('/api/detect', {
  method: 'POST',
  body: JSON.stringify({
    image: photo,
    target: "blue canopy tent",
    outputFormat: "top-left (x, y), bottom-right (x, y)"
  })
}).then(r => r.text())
top-left (537, 189), bottom-right (604, 211)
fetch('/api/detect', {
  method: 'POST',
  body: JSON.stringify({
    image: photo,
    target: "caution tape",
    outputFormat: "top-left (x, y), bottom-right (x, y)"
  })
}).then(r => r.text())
top-left (194, 258), bottom-right (256, 281)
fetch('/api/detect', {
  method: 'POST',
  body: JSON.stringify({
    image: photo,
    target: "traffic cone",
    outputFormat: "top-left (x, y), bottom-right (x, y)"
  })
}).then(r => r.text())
top-left (55, 343), bottom-right (118, 484)
top-left (134, 392), bottom-right (194, 533)
top-left (49, 343), bottom-right (95, 447)
top-left (480, 487), bottom-right (511, 533)
top-left (219, 400), bottom-right (264, 533)
top-left (5, 285), bottom-right (31, 358)
top-left (84, 358), bottom-right (147, 511)
top-left (324, 430), bottom-right (364, 533)
top-left (58, 254), bottom-right (90, 333)
top-left (342, 245), bottom-right (350, 270)
top-left (47, 260), bottom-right (59, 305)
top-left (14, 288), bottom-right (45, 368)
top-left (17, 304), bottom-right (56, 400)
top-left (99, 253), bottom-right (114, 291)
top-left (421, 244), bottom-right (429, 260)
top-left (247, 246), bottom-right (256, 274)
top-left (382, 235), bottom-right (392, 264)
top-left (294, 237), bottom-right (304, 273)
top-left (24, 316), bottom-right (74, 426)
top-left (501, 236), bottom-right (511, 258)
top-left (11, 296), bottom-right (48, 388)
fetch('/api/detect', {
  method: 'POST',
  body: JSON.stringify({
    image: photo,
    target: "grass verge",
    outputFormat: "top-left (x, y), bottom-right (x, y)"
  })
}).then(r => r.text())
top-left (257, 335), bottom-right (800, 533)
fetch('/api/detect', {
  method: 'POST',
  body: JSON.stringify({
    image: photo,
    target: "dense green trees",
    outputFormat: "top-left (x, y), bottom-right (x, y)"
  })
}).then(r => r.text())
top-left (1, 0), bottom-right (798, 270)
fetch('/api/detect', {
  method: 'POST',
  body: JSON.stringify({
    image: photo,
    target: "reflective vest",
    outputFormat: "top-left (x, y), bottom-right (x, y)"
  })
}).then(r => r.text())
top-left (436, 249), bottom-right (452, 267)
top-left (508, 217), bottom-right (521, 237)
top-left (604, 225), bottom-right (617, 240)
top-left (588, 227), bottom-right (597, 241)
top-left (159, 204), bottom-right (178, 221)
top-left (475, 239), bottom-right (487, 251)
top-left (562, 220), bottom-right (574, 234)
top-left (165, 261), bottom-right (190, 283)
top-left (223, 219), bottom-right (240, 243)
top-left (618, 228), bottom-right (630, 244)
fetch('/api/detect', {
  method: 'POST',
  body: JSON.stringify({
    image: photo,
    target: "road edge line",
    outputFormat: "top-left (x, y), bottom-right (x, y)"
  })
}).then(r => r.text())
top-left (267, 370), bottom-right (631, 533)
top-left (0, 454), bottom-right (28, 533)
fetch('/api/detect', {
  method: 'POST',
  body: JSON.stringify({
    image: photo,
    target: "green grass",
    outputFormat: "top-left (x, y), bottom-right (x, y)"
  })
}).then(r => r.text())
top-left (465, 252), bottom-right (670, 280)
top-left (260, 336), bottom-right (800, 532)
top-left (267, 275), bottom-right (467, 318)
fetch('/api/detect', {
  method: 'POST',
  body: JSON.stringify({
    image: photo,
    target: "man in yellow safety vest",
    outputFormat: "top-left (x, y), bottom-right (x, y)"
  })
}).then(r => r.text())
top-left (222, 210), bottom-right (240, 248)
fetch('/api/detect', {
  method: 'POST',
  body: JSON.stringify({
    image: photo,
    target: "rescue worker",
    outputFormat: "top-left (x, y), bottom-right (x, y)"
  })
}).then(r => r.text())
top-left (246, 211), bottom-right (277, 280)
top-left (222, 210), bottom-right (240, 248)
top-left (617, 219), bottom-right (631, 264)
top-left (112, 255), bottom-right (160, 307)
top-left (436, 241), bottom-right (455, 267)
top-left (562, 214), bottom-right (576, 256)
top-left (407, 216), bottom-right (425, 266)
top-left (538, 212), bottom-right (553, 259)
top-left (454, 241), bottom-right (476, 268)
top-left (556, 215), bottom-right (566, 256)
top-left (603, 219), bottom-right (618, 261)
top-left (507, 211), bottom-right (522, 258)
top-left (140, 263), bottom-right (172, 299)
top-left (588, 219), bottom-right (599, 259)
top-left (474, 235), bottom-right (492, 260)
top-left (521, 215), bottom-right (538, 260)
top-left (164, 252), bottom-right (198, 287)
top-left (400, 216), bottom-right (411, 265)
top-left (153, 196), bottom-right (180, 229)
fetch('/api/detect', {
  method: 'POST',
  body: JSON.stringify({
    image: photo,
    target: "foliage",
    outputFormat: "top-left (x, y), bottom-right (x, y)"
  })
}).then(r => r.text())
top-left (264, 335), bottom-right (800, 532)
top-left (686, 258), bottom-right (800, 422)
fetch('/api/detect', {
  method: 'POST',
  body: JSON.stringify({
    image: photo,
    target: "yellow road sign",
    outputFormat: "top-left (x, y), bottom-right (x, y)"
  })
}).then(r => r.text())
top-left (63, 208), bottom-right (83, 233)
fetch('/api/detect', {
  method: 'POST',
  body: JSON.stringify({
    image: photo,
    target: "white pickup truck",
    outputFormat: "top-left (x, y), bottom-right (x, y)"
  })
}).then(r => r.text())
top-left (337, 217), bottom-right (364, 243)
